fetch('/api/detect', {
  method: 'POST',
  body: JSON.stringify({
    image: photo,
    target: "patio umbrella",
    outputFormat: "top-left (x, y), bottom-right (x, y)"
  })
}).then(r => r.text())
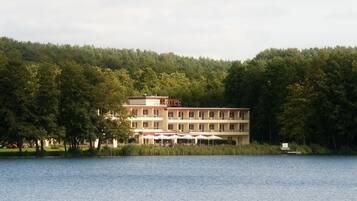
top-left (195, 135), bottom-right (208, 139)
top-left (157, 134), bottom-right (170, 140)
top-left (158, 134), bottom-right (170, 145)
top-left (207, 135), bottom-right (222, 140)
top-left (195, 135), bottom-right (208, 145)
top-left (176, 134), bottom-right (195, 144)
top-left (207, 135), bottom-right (222, 145)
top-left (167, 135), bottom-right (178, 139)
top-left (181, 134), bottom-right (195, 139)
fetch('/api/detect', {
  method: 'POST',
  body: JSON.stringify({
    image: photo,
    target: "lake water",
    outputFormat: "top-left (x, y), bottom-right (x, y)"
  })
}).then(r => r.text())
top-left (1, 156), bottom-right (357, 201)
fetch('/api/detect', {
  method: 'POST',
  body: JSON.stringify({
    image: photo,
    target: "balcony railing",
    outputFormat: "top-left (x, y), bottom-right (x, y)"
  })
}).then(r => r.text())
top-left (172, 129), bottom-right (248, 133)
top-left (167, 117), bottom-right (248, 120)
top-left (130, 115), bottom-right (162, 118)
top-left (131, 127), bottom-right (161, 130)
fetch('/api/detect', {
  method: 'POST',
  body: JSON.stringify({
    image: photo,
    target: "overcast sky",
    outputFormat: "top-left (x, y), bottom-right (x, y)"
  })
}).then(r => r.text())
top-left (1, 0), bottom-right (357, 60)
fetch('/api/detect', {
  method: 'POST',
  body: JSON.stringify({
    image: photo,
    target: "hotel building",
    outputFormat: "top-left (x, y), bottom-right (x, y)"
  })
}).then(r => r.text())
top-left (123, 95), bottom-right (250, 145)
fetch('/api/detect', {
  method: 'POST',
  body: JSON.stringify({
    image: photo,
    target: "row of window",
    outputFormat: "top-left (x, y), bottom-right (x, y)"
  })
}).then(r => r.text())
top-left (168, 111), bottom-right (247, 119)
top-left (131, 122), bottom-right (160, 129)
top-left (169, 123), bottom-right (240, 131)
top-left (132, 109), bottom-right (160, 116)
top-left (131, 109), bottom-right (248, 119)
top-left (131, 122), bottom-right (248, 132)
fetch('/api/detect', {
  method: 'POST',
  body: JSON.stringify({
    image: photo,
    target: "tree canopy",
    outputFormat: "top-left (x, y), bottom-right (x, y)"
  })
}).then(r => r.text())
top-left (225, 48), bottom-right (357, 149)
top-left (0, 37), bottom-right (356, 152)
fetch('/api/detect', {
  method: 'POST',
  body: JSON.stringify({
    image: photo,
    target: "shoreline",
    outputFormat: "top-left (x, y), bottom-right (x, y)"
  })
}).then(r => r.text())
top-left (0, 144), bottom-right (354, 158)
top-left (0, 144), bottom-right (280, 158)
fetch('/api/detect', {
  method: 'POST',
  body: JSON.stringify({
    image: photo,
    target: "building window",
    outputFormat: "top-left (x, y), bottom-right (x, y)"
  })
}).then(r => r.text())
top-left (131, 122), bottom-right (137, 128)
top-left (132, 109), bottom-right (138, 117)
top-left (143, 109), bottom-right (148, 116)
top-left (209, 124), bottom-right (214, 131)
top-left (239, 112), bottom-right (246, 120)
top-left (154, 122), bottom-right (159, 129)
top-left (240, 123), bottom-right (248, 132)
top-left (219, 124), bottom-right (224, 132)
top-left (209, 112), bottom-right (214, 118)
top-left (199, 112), bottom-right (204, 119)
top-left (189, 124), bottom-right (194, 131)
top-left (178, 112), bottom-right (184, 119)
top-left (199, 124), bottom-right (204, 131)
top-left (229, 112), bottom-right (235, 118)
top-left (168, 112), bottom-right (173, 118)
top-left (178, 124), bottom-right (184, 131)
top-left (143, 122), bottom-right (149, 128)
top-left (168, 124), bottom-right (173, 130)
top-left (154, 110), bottom-right (159, 117)
top-left (160, 99), bottom-right (166, 105)
top-left (219, 112), bottom-right (224, 119)
top-left (229, 124), bottom-right (235, 131)
top-left (189, 112), bottom-right (194, 118)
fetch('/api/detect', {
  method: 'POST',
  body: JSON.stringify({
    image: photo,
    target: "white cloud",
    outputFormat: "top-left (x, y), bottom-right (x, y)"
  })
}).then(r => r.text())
top-left (0, 0), bottom-right (356, 60)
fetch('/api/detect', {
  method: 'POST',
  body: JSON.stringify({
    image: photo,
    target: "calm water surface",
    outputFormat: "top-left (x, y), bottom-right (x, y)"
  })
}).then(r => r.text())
top-left (1, 156), bottom-right (357, 201)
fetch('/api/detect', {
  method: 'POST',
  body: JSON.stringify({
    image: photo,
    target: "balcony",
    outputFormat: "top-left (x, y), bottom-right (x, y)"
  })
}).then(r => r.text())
top-left (129, 115), bottom-right (164, 121)
top-left (189, 130), bottom-right (249, 136)
top-left (131, 127), bottom-right (164, 132)
top-left (167, 118), bottom-right (247, 123)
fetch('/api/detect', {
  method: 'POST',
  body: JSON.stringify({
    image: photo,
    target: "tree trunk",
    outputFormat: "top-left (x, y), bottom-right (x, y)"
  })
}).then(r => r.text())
top-left (64, 140), bottom-right (67, 152)
top-left (89, 138), bottom-right (93, 149)
top-left (35, 140), bottom-right (39, 153)
top-left (17, 139), bottom-right (23, 153)
top-left (97, 138), bottom-right (101, 152)
top-left (40, 140), bottom-right (44, 152)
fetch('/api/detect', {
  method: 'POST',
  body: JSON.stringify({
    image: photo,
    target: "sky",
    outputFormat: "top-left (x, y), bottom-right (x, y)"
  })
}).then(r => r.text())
top-left (1, 0), bottom-right (357, 60)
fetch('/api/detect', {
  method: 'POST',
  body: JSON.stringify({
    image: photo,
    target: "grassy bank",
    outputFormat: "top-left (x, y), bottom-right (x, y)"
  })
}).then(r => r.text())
top-left (99, 144), bottom-right (281, 156)
top-left (0, 147), bottom-right (66, 157)
top-left (289, 143), bottom-right (355, 155)
top-left (0, 143), bottom-right (353, 157)
top-left (0, 144), bottom-right (280, 157)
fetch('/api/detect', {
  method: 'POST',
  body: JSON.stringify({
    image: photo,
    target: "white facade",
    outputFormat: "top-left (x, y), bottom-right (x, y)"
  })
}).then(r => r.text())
top-left (123, 96), bottom-right (250, 145)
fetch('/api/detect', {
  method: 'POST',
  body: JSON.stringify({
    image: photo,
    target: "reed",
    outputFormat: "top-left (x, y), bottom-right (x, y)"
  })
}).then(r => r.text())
top-left (98, 143), bottom-right (281, 156)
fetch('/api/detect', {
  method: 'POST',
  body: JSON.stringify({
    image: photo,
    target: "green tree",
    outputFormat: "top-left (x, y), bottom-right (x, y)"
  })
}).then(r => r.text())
top-left (0, 62), bottom-right (38, 152)
top-left (59, 62), bottom-right (92, 150)
top-left (91, 69), bottom-right (130, 150)
top-left (278, 82), bottom-right (315, 144)
top-left (34, 63), bottom-right (61, 152)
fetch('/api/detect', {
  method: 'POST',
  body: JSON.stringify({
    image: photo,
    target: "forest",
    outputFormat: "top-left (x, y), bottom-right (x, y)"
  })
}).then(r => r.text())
top-left (0, 37), bottom-right (356, 152)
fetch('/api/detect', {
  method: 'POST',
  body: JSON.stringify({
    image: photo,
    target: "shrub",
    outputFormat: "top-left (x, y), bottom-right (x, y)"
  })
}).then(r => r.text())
top-left (310, 144), bottom-right (331, 154)
top-left (120, 145), bottom-right (141, 156)
top-left (296, 145), bottom-right (312, 154)
top-left (288, 142), bottom-right (298, 150)
top-left (67, 147), bottom-right (83, 157)
top-left (338, 146), bottom-right (353, 155)
top-left (85, 147), bottom-right (98, 156)
top-left (50, 145), bottom-right (60, 149)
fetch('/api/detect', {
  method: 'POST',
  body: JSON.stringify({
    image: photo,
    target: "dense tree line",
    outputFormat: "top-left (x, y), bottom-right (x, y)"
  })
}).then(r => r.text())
top-left (0, 37), bottom-right (229, 152)
top-left (1, 37), bottom-right (356, 152)
top-left (0, 56), bottom-right (132, 152)
top-left (225, 48), bottom-right (357, 150)
top-left (0, 37), bottom-right (228, 107)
